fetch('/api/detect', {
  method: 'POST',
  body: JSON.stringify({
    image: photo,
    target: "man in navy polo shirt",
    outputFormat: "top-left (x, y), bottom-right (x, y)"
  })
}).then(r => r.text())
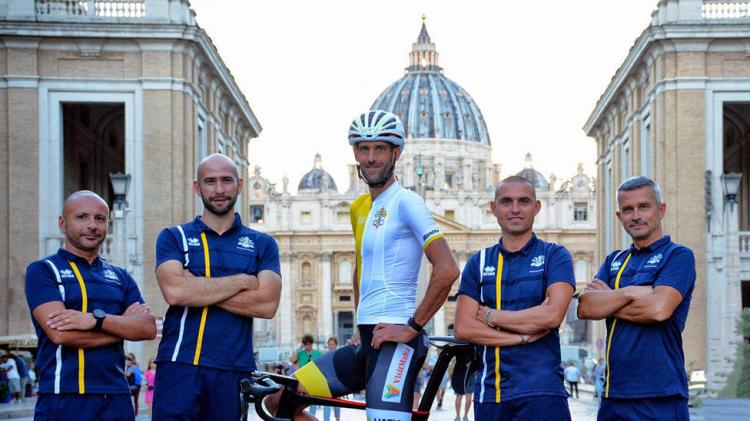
top-left (25, 191), bottom-right (156, 421)
top-left (578, 176), bottom-right (695, 421)
top-left (454, 176), bottom-right (575, 420)
top-left (152, 153), bottom-right (282, 420)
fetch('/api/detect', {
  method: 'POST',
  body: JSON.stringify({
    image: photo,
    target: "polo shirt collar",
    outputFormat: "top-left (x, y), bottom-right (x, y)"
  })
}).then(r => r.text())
top-left (498, 233), bottom-right (538, 257)
top-left (193, 213), bottom-right (243, 235)
top-left (56, 248), bottom-right (102, 267)
top-left (630, 235), bottom-right (671, 254)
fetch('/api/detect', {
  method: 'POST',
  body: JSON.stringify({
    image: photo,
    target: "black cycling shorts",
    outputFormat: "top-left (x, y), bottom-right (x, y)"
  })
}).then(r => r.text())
top-left (294, 324), bottom-right (428, 421)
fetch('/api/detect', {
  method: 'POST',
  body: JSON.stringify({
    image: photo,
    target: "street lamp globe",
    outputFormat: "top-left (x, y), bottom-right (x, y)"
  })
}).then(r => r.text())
top-left (720, 172), bottom-right (742, 204)
top-left (109, 171), bottom-right (131, 208)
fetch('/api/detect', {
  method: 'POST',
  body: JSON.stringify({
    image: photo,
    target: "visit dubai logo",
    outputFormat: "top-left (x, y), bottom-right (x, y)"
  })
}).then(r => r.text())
top-left (530, 255), bottom-right (545, 268)
top-left (383, 384), bottom-right (400, 400)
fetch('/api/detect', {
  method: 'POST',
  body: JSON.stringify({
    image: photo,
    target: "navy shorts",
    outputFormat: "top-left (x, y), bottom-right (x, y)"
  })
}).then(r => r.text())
top-left (152, 361), bottom-right (252, 421)
top-left (295, 324), bottom-right (428, 421)
top-left (35, 393), bottom-right (134, 421)
top-left (475, 396), bottom-right (571, 421)
top-left (450, 346), bottom-right (478, 395)
top-left (598, 396), bottom-right (689, 421)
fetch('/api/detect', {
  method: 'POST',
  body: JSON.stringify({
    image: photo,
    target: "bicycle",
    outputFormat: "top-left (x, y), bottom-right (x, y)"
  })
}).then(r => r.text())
top-left (240, 336), bottom-right (475, 421)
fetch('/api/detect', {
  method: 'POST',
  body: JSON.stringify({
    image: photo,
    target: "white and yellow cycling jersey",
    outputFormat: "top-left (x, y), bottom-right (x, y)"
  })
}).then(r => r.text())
top-left (350, 182), bottom-right (443, 325)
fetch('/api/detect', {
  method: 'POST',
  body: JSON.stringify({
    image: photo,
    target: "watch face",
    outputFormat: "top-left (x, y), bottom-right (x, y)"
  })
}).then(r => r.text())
top-left (93, 309), bottom-right (106, 319)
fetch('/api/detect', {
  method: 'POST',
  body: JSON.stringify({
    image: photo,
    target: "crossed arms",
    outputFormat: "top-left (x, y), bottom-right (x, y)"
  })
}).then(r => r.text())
top-left (32, 301), bottom-right (156, 349)
top-left (577, 279), bottom-right (683, 323)
top-left (454, 282), bottom-right (573, 347)
top-left (156, 260), bottom-right (281, 319)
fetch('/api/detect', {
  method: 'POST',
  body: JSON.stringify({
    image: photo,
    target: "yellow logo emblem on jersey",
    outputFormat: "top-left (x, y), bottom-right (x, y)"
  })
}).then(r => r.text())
top-left (373, 207), bottom-right (388, 228)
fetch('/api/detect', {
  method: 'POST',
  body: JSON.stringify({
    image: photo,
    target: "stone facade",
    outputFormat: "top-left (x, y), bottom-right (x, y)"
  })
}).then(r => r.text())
top-left (0, 0), bottom-right (261, 362)
top-left (584, 0), bottom-right (750, 394)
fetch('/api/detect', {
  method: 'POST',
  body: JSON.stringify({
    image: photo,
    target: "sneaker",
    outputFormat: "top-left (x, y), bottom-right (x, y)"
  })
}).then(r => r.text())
top-left (454, 417), bottom-right (460, 421)
top-left (463, 416), bottom-right (470, 421)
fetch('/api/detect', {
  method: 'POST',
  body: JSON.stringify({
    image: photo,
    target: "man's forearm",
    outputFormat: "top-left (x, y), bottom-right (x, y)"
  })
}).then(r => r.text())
top-left (157, 264), bottom-right (255, 307)
top-left (577, 290), bottom-right (632, 320)
top-left (53, 330), bottom-right (121, 349)
top-left (613, 294), bottom-right (670, 323)
top-left (216, 289), bottom-right (279, 319)
top-left (101, 313), bottom-right (157, 341)
top-left (455, 317), bottom-right (526, 347)
top-left (413, 265), bottom-right (458, 326)
top-left (490, 306), bottom-right (558, 335)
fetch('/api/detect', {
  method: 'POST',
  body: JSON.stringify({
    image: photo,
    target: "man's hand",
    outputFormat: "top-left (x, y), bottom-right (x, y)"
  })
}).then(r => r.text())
top-left (47, 309), bottom-right (95, 331)
top-left (584, 279), bottom-right (611, 292)
top-left (371, 323), bottom-right (418, 349)
top-left (524, 329), bottom-right (550, 345)
top-left (476, 305), bottom-right (494, 326)
top-left (347, 332), bottom-right (361, 346)
top-left (123, 302), bottom-right (152, 316)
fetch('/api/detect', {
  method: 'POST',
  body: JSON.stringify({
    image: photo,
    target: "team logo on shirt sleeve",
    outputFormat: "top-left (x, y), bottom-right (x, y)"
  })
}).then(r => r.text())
top-left (610, 260), bottom-right (623, 273)
top-left (373, 207), bottom-right (388, 228)
top-left (483, 266), bottom-right (496, 277)
top-left (59, 269), bottom-right (74, 279)
top-left (187, 237), bottom-right (200, 247)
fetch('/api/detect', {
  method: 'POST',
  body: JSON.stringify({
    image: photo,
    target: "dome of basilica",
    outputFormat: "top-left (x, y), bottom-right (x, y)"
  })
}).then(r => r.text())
top-left (516, 153), bottom-right (550, 191)
top-left (298, 153), bottom-right (338, 192)
top-left (370, 21), bottom-right (490, 145)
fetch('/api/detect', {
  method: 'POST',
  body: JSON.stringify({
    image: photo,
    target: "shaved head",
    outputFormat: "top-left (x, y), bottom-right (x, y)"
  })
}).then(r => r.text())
top-left (63, 190), bottom-right (109, 216)
top-left (495, 176), bottom-right (536, 201)
top-left (197, 153), bottom-right (239, 181)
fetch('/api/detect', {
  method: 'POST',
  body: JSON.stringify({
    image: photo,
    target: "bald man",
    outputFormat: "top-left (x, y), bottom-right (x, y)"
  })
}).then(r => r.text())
top-left (152, 153), bottom-right (282, 420)
top-left (24, 190), bottom-right (156, 421)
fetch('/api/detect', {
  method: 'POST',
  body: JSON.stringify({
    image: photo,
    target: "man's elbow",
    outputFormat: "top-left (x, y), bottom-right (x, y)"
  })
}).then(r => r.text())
top-left (454, 319), bottom-right (470, 341)
top-left (161, 288), bottom-right (189, 307)
top-left (143, 316), bottom-right (158, 340)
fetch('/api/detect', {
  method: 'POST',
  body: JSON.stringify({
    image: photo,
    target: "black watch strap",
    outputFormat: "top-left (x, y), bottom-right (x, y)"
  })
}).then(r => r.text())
top-left (407, 316), bottom-right (423, 333)
top-left (93, 309), bottom-right (106, 331)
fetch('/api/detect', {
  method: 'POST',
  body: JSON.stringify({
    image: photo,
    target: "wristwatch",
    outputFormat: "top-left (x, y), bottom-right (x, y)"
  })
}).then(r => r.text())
top-left (407, 316), bottom-right (423, 333)
top-left (92, 309), bottom-right (107, 331)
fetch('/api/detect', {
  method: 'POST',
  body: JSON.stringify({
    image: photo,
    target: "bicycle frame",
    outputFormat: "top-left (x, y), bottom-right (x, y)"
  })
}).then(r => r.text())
top-left (241, 336), bottom-right (473, 421)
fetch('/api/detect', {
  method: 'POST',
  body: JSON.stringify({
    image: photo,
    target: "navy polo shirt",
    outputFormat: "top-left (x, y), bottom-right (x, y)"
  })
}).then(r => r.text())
top-left (155, 213), bottom-right (280, 371)
top-left (595, 235), bottom-right (696, 399)
top-left (25, 249), bottom-right (144, 394)
top-left (458, 234), bottom-right (575, 403)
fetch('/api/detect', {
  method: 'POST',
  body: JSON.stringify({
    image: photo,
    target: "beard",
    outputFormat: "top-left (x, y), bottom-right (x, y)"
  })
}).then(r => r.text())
top-left (68, 231), bottom-right (106, 252)
top-left (201, 192), bottom-right (238, 216)
top-left (359, 154), bottom-right (396, 187)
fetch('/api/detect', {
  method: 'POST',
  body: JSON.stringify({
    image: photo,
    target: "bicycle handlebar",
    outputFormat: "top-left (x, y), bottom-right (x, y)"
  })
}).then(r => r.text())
top-left (239, 374), bottom-right (284, 421)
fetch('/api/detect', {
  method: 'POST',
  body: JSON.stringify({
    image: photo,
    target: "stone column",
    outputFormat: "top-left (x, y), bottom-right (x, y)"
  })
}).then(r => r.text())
top-left (279, 252), bottom-right (294, 348)
top-left (318, 252), bottom-right (333, 340)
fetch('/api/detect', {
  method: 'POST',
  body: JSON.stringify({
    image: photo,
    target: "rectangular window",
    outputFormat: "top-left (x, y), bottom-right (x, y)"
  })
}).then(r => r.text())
top-left (444, 173), bottom-right (455, 189)
top-left (339, 295), bottom-right (351, 302)
top-left (641, 117), bottom-right (652, 178)
top-left (250, 205), bottom-right (264, 224)
top-left (336, 211), bottom-right (349, 225)
top-left (444, 209), bottom-right (455, 221)
top-left (605, 163), bottom-right (613, 251)
top-left (573, 203), bottom-right (588, 222)
top-left (300, 211), bottom-right (312, 225)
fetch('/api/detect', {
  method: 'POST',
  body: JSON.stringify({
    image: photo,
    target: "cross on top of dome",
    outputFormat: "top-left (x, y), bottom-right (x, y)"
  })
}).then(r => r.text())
top-left (408, 16), bottom-right (441, 73)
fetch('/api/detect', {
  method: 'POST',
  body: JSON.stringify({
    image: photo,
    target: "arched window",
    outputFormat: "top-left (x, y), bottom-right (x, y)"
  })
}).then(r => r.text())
top-left (338, 261), bottom-right (352, 286)
top-left (302, 315), bottom-right (312, 337)
top-left (302, 262), bottom-right (312, 288)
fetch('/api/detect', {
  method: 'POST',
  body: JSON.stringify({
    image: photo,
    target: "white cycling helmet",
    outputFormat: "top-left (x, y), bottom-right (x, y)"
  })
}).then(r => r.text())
top-left (348, 110), bottom-right (405, 147)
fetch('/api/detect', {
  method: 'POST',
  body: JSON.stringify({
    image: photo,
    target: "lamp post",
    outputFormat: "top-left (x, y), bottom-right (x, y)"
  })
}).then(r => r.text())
top-left (109, 171), bottom-right (140, 361)
top-left (721, 172), bottom-right (743, 206)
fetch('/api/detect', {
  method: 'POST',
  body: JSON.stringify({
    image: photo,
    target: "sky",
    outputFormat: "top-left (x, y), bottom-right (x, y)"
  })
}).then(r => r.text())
top-left (189, 0), bottom-right (659, 193)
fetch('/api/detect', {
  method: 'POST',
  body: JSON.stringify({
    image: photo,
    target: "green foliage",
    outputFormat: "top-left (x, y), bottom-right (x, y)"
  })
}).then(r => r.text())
top-left (721, 309), bottom-right (750, 398)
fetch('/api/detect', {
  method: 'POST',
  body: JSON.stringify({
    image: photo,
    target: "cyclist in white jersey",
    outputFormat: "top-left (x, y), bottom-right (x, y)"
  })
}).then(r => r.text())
top-left (268, 110), bottom-right (459, 421)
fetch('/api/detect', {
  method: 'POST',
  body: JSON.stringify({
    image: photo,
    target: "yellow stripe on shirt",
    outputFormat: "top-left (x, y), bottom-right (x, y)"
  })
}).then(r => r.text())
top-left (350, 194), bottom-right (372, 298)
top-left (193, 232), bottom-right (211, 366)
top-left (605, 253), bottom-right (632, 398)
top-left (68, 261), bottom-right (88, 394)
top-left (494, 252), bottom-right (504, 403)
